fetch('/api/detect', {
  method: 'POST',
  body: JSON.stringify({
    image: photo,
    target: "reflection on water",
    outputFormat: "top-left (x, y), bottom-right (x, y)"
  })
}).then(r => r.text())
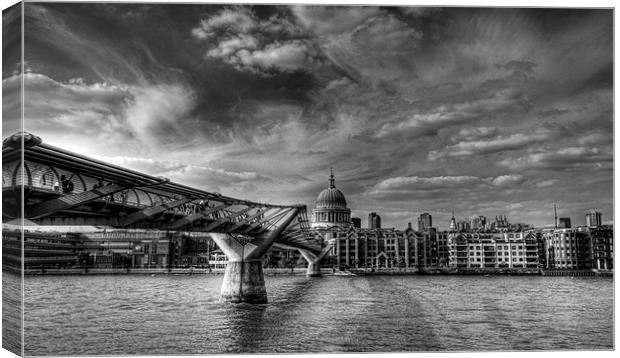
top-left (20, 274), bottom-right (613, 355)
top-left (2, 271), bottom-right (22, 355)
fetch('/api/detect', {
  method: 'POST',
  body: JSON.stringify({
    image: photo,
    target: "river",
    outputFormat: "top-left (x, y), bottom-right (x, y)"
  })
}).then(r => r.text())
top-left (4, 272), bottom-right (614, 355)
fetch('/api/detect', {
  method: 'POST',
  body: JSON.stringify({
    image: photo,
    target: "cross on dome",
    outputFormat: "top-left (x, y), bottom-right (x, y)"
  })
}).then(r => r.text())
top-left (329, 167), bottom-right (335, 188)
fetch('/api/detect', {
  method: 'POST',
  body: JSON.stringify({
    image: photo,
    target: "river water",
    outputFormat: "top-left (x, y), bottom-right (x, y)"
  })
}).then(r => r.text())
top-left (7, 273), bottom-right (614, 355)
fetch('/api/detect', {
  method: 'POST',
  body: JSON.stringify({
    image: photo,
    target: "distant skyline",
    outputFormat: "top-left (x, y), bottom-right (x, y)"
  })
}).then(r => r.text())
top-left (2, 2), bottom-right (613, 229)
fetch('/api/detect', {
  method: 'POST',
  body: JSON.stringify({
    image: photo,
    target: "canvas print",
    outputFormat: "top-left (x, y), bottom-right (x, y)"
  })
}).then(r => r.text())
top-left (1, 1), bottom-right (614, 356)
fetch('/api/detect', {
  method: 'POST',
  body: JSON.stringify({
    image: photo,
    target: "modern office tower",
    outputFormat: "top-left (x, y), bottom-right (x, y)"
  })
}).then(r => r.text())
top-left (492, 215), bottom-right (509, 230)
top-left (585, 210), bottom-right (602, 227)
top-left (417, 213), bottom-right (432, 231)
top-left (457, 220), bottom-right (470, 232)
top-left (368, 212), bottom-right (381, 229)
top-left (351, 217), bottom-right (361, 228)
top-left (558, 217), bottom-right (571, 228)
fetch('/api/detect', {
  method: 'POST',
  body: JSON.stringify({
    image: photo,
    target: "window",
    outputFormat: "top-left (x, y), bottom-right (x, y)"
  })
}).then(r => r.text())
top-left (476, 258), bottom-right (481, 262)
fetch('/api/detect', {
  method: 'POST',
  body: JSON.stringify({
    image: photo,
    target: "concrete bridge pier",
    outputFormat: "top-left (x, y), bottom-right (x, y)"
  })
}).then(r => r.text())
top-left (299, 246), bottom-right (332, 277)
top-left (210, 208), bottom-right (299, 304)
top-left (220, 258), bottom-right (267, 303)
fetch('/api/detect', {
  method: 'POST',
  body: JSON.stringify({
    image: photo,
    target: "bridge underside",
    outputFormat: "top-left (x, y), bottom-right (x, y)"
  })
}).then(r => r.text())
top-left (3, 132), bottom-right (328, 303)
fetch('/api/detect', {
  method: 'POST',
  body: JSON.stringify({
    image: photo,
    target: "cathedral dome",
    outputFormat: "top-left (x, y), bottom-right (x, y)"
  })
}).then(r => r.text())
top-left (315, 170), bottom-right (347, 209)
top-left (311, 169), bottom-right (351, 228)
top-left (316, 187), bottom-right (347, 209)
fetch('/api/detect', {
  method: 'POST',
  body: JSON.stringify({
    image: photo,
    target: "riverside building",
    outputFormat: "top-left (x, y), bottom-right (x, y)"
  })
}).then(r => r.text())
top-left (541, 226), bottom-right (613, 271)
top-left (314, 224), bottom-right (450, 270)
top-left (2, 227), bottom-right (214, 270)
top-left (447, 231), bottom-right (541, 269)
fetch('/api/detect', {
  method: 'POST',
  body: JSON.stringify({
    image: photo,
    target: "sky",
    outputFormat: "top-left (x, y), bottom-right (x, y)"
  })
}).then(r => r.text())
top-left (2, 1), bottom-right (614, 229)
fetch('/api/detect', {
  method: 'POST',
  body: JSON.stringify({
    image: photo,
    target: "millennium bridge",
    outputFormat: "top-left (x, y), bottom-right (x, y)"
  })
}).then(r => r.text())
top-left (2, 132), bottom-right (331, 303)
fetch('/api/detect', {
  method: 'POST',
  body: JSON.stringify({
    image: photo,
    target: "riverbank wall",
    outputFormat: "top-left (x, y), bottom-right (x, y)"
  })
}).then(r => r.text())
top-left (6, 265), bottom-right (612, 277)
top-left (14, 267), bottom-right (313, 276)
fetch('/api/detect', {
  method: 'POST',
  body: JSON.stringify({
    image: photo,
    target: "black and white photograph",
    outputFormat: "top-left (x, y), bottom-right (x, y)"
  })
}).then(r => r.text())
top-left (1, 0), bottom-right (615, 356)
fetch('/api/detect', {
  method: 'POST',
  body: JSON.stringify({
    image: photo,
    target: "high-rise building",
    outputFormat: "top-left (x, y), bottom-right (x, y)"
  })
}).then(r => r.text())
top-left (457, 220), bottom-right (470, 232)
top-left (470, 215), bottom-right (487, 231)
top-left (417, 213), bottom-right (432, 231)
top-left (585, 210), bottom-right (602, 227)
top-left (351, 217), bottom-right (361, 228)
top-left (558, 217), bottom-right (571, 229)
top-left (492, 215), bottom-right (509, 230)
top-left (368, 212), bottom-right (381, 229)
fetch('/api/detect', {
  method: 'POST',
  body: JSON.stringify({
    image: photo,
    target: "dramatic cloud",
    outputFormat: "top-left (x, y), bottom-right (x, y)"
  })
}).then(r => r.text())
top-left (192, 7), bottom-right (320, 74)
top-left (294, 6), bottom-right (422, 84)
top-left (4, 4), bottom-right (612, 228)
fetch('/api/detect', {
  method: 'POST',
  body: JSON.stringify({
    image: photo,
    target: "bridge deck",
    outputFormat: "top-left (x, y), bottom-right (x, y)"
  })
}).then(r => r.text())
top-left (2, 132), bottom-right (322, 254)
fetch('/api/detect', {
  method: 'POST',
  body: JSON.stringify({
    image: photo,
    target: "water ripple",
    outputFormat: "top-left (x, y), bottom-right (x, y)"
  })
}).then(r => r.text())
top-left (15, 273), bottom-right (613, 355)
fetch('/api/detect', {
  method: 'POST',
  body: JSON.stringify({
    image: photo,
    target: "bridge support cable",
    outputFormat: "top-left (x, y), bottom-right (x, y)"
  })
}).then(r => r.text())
top-left (117, 198), bottom-right (193, 227)
top-left (239, 208), bottom-right (289, 235)
top-left (299, 245), bottom-right (333, 277)
top-left (168, 203), bottom-right (230, 229)
top-left (210, 208), bottom-right (300, 304)
top-left (226, 208), bottom-right (265, 232)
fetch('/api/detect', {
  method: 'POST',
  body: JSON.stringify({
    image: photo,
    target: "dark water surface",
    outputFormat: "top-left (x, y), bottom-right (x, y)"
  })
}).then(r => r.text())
top-left (19, 274), bottom-right (613, 355)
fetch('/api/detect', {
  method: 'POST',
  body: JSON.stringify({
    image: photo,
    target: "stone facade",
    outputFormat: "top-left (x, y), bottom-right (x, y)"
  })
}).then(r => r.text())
top-left (448, 231), bottom-right (541, 269)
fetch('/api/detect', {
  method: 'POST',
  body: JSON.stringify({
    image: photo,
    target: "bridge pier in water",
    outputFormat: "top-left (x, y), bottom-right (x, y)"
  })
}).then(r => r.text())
top-left (220, 259), bottom-right (267, 303)
top-left (299, 246), bottom-right (332, 277)
top-left (210, 208), bottom-right (299, 304)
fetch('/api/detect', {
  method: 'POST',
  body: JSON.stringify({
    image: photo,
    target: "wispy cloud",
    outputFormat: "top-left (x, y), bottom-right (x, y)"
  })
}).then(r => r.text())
top-left (428, 130), bottom-right (552, 160)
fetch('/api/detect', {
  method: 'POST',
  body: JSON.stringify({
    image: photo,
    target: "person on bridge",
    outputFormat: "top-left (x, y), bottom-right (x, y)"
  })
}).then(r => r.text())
top-left (60, 174), bottom-right (75, 194)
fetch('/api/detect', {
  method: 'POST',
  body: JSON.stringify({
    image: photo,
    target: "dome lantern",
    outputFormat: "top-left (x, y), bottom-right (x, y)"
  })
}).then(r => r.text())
top-left (328, 167), bottom-right (335, 189)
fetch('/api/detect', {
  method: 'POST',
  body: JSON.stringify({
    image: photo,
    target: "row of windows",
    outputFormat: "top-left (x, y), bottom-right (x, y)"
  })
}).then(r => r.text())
top-left (469, 245), bottom-right (525, 250)
top-left (470, 258), bottom-right (526, 262)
